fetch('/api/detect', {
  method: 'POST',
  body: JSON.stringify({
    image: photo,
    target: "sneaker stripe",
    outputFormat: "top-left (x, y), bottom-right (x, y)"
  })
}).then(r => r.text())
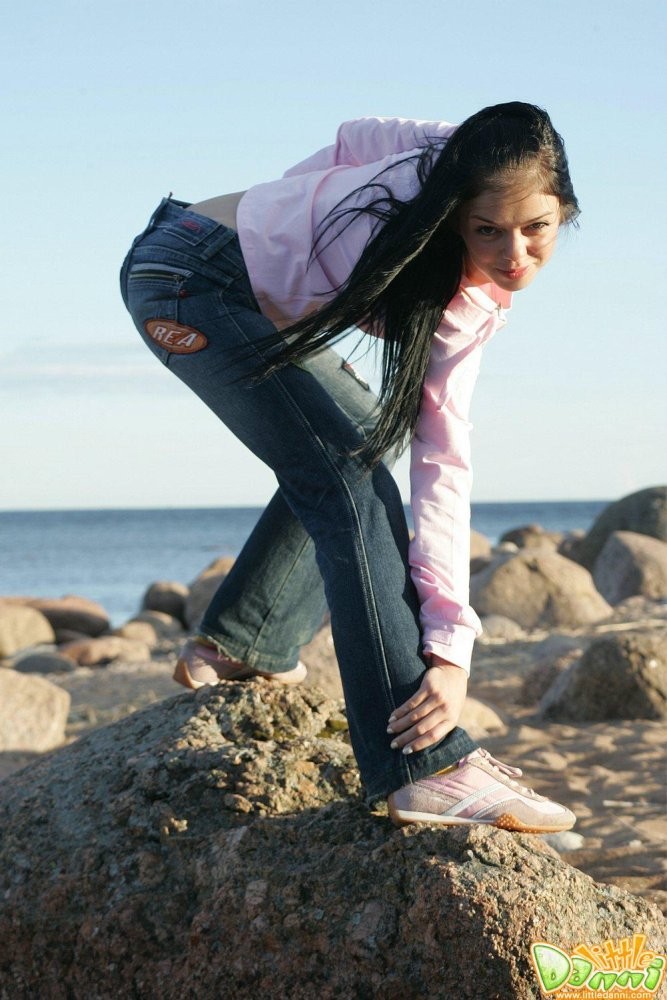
top-left (441, 781), bottom-right (507, 818)
top-left (467, 793), bottom-right (517, 819)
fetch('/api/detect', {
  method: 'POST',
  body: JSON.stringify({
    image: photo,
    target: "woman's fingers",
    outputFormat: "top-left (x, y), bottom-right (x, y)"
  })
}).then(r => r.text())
top-left (388, 688), bottom-right (429, 724)
top-left (388, 706), bottom-right (456, 753)
top-left (396, 719), bottom-right (457, 754)
top-left (387, 695), bottom-right (436, 734)
top-left (387, 663), bottom-right (468, 754)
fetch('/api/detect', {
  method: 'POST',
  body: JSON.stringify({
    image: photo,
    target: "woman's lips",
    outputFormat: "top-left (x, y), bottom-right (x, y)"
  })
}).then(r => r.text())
top-left (500, 265), bottom-right (530, 280)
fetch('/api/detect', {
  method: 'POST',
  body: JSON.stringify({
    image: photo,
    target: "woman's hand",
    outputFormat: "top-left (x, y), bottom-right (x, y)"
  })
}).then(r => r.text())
top-left (386, 657), bottom-right (468, 755)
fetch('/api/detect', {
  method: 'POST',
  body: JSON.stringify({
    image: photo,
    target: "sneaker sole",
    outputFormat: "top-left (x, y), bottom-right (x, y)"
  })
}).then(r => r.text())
top-left (173, 656), bottom-right (308, 690)
top-left (388, 806), bottom-right (574, 834)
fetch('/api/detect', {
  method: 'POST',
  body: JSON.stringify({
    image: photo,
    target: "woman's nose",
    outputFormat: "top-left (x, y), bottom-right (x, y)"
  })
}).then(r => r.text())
top-left (502, 231), bottom-right (528, 263)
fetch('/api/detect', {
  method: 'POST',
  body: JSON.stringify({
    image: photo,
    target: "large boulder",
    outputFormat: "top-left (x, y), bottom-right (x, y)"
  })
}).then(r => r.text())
top-left (0, 670), bottom-right (70, 752)
top-left (593, 530), bottom-right (667, 605)
top-left (540, 630), bottom-right (667, 722)
top-left (469, 550), bottom-right (612, 630)
top-left (112, 620), bottom-right (162, 645)
top-left (499, 523), bottom-right (561, 551)
top-left (519, 635), bottom-right (585, 706)
top-left (184, 556), bottom-right (236, 629)
top-left (0, 684), bottom-right (664, 999)
top-left (574, 486), bottom-right (667, 569)
top-left (0, 604), bottom-right (55, 657)
top-left (59, 636), bottom-right (152, 667)
top-left (141, 581), bottom-right (189, 624)
top-left (24, 596), bottom-right (110, 637)
top-left (478, 614), bottom-right (526, 643)
top-left (12, 651), bottom-right (77, 675)
top-left (458, 696), bottom-right (506, 738)
top-left (469, 529), bottom-right (492, 561)
top-left (132, 610), bottom-right (186, 638)
top-left (113, 612), bottom-right (185, 646)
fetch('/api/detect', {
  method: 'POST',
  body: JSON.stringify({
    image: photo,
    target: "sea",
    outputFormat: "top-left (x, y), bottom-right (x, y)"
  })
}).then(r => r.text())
top-left (0, 501), bottom-right (607, 627)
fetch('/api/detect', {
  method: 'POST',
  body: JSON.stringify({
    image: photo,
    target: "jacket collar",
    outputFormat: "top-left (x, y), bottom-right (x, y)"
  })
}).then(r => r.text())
top-left (460, 280), bottom-right (512, 313)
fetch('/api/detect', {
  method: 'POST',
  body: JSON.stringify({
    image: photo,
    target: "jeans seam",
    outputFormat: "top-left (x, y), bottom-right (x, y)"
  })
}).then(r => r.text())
top-left (222, 302), bottom-right (403, 726)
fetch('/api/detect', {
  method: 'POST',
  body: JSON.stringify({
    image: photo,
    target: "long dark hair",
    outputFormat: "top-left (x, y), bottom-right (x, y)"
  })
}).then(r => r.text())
top-left (261, 102), bottom-right (579, 465)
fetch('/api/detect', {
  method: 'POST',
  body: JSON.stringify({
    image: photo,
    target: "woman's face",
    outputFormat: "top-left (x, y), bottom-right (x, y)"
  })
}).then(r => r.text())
top-left (458, 182), bottom-right (561, 292)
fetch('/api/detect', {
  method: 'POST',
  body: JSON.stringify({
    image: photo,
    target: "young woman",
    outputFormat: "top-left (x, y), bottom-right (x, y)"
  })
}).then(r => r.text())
top-left (120, 102), bottom-right (579, 832)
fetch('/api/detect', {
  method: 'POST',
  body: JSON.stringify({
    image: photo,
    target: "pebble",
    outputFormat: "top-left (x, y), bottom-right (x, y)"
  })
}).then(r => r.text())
top-left (541, 831), bottom-right (585, 852)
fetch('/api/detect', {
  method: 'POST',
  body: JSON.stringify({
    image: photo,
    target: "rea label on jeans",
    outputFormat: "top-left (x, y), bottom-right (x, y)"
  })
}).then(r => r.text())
top-left (145, 319), bottom-right (208, 354)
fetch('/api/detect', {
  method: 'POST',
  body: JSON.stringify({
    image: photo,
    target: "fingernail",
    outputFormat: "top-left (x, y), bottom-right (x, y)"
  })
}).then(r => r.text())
top-left (402, 746), bottom-right (414, 756)
top-left (388, 715), bottom-right (396, 723)
top-left (390, 740), bottom-right (398, 750)
top-left (386, 726), bottom-right (394, 734)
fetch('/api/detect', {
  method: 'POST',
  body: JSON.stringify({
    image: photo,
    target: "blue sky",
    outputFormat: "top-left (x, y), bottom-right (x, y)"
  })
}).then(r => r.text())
top-left (2, 0), bottom-right (665, 509)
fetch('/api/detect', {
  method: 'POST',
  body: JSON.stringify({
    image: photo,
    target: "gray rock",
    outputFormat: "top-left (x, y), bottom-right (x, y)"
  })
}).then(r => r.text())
top-left (493, 540), bottom-right (519, 554)
top-left (478, 614), bottom-right (526, 643)
top-left (539, 630), bottom-right (667, 721)
top-left (0, 683), bottom-right (663, 999)
top-left (557, 529), bottom-right (586, 562)
top-left (458, 696), bottom-right (506, 738)
top-left (115, 611), bottom-right (186, 646)
top-left (25, 595), bottom-right (110, 637)
top-left (593, 530), bottom-right (667, 604)
top-left (541, 831), bottom-right (585, 852)
top-left (0, 670), bottom-right (70, 752)
top-left (469, 555), bottom-right (493, 575)
top-left (609, 595), bottom-right (667, 622)
top-left (141, 581), bottom-right (189, 624)
top-left (131, 610), bottom-right (186, 638)
top-left (13, 651), bottom-right (76, 674)
top-left (575, 486), bottom-right (667, 569)
top-left (470, 550), bottom-right (611, 630)
top-left (520, 650), bottom-right (583, 706)
top-left (53, 628), bottom-right (94, 645)
top-left (59, 636), bottom-right (152, 667)
top-left (112, 620), bottom-right (161, 645)
top-left (470, 529), bottom-right (492, 561)
top-left (519, 634), bottom-right (586, 705)
top-left (499, 523), bottom-right (561, 551)
top-left (0, 605), bottom-right (55, 658)
top-left (470, 530), bottom-right (493, 575)
top-left (527, 633), bottom-right (586, 662)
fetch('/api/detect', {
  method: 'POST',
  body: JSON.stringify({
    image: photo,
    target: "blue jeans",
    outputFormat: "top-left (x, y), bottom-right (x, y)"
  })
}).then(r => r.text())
top-left (120, 197), bottom-right (478, 802)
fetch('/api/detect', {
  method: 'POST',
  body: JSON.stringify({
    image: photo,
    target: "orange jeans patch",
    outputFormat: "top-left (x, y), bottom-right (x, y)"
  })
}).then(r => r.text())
top-left (144, 319), bottom-right (208, 354)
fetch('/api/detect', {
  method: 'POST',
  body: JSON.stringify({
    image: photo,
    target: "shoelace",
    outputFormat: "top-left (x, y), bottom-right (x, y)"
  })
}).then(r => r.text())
top-left (465, 749), bottom-right (538, 799)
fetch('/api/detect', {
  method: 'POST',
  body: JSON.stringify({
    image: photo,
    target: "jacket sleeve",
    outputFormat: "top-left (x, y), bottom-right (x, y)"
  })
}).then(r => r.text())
top-left (408, 293), bottom-right (498, 675)
top-left (283, 117), bottom-right (457, 176)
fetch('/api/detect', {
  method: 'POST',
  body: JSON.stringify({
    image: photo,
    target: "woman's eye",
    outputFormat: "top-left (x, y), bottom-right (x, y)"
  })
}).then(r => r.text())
top-left (476, 226), bottom-right (497, 237)
top-left (528, 221), bottom-right (549, 232)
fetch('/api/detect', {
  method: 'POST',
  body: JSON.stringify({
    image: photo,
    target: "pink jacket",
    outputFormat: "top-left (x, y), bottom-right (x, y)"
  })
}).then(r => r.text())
top-left (237, 118), bottom-right (511, 674)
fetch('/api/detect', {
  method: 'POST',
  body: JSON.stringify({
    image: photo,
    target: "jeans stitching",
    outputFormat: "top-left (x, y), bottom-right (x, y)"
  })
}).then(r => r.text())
top-left (219, 301), bottom-right (402, 724)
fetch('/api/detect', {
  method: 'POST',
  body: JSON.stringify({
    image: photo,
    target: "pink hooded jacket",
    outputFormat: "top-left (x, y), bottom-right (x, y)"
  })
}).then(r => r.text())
top-left (236, 117), bottom-right (511, 674)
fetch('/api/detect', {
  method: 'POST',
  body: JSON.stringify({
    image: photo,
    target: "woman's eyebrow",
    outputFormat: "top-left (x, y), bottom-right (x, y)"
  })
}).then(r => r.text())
top-left (471, 213), bottom-right (555, 225)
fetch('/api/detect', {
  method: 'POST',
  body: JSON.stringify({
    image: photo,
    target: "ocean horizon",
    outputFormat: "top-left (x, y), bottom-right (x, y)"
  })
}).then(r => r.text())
top-left (0, 500), bottom-right (608, 626)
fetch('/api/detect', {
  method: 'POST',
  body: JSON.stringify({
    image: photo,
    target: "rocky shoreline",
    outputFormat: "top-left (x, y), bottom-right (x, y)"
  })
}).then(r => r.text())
top-left (0, 487), bottom-right (665, 997)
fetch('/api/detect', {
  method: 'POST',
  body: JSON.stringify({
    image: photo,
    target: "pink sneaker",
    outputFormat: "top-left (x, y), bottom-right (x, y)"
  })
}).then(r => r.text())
top-left (388, 749), bottom-right (576, 833)
top-left (173, 638), bottom-right (308, 690)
